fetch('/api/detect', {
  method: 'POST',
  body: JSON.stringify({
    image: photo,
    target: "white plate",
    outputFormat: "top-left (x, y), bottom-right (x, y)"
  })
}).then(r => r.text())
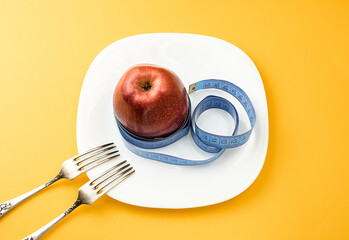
top-left (76, 33), bottom-right (268, 209)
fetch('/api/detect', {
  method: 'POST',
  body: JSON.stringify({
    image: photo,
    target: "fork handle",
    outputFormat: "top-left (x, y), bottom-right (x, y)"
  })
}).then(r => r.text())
top-left (0, 174), bottom-right (63, 218)
top-left (22, 200), bottom-right (82, 240)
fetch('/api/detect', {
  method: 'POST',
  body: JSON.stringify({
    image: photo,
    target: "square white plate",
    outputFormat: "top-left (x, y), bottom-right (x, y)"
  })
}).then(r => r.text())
top-left (76, 33), bottom-right (268, 209)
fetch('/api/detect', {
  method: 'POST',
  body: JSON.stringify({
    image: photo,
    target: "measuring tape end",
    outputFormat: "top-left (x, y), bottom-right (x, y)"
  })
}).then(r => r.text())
top-left (189, 83), bottom-right (198, 94)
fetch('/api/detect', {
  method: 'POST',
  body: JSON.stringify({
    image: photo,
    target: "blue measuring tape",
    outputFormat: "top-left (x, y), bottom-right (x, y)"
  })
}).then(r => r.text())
top-left (115, 79), bottom-right (256, 166)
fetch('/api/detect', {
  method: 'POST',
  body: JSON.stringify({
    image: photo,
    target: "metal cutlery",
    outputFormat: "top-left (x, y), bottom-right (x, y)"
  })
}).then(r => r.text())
top-left (22, 160), bottom-right (135, 240)
top-left (0, 142), bottom-right (119, 217)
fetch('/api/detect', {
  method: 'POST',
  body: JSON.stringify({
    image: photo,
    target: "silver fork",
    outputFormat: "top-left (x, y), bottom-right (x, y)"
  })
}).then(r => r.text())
top-left (22, 160), bottom-right (135, 240)
top-left (0, 142), bottom-right (119, 218)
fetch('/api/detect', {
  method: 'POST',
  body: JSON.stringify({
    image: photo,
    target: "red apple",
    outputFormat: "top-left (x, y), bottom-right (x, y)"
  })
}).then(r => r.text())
top-left (113, 64), bottom-right (189, 139)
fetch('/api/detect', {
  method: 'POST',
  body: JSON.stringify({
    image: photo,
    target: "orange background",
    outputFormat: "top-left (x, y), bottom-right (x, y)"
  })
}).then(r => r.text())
top-left (0, 0), bottom-right (348, 239)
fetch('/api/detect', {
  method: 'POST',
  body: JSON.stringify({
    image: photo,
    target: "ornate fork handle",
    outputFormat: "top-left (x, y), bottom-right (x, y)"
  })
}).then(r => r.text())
top-left (0, 173), bottom-right (63, 218)
top-left (22, 200), bottom-right (82, 240)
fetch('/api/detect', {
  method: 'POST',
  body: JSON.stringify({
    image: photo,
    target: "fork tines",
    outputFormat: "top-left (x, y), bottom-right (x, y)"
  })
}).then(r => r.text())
top-left (90, 160), bottom-right (134, 194)
top-left (74, 143), bottom-right (120, 172)
top-left (76, 143), bottom-right (116, 159)
top-left (79, 160), bottom-right (135, 205)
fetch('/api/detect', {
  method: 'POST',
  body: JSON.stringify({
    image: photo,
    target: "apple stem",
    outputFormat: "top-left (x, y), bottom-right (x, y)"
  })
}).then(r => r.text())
top-left (141, 82), bottom-right (152, 91)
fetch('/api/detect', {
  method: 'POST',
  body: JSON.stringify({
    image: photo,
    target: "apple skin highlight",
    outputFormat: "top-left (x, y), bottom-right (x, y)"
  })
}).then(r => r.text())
top-left (113, 64), bottom-right (189, 139)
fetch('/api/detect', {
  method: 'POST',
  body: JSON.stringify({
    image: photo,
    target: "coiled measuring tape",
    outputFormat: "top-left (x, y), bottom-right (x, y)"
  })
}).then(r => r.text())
top-left (115, 79), bottom-right (256, 166)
